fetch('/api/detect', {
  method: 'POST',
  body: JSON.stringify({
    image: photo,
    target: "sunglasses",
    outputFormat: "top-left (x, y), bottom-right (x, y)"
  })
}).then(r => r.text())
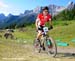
top-left (44, 10), bottom-right (48, 12)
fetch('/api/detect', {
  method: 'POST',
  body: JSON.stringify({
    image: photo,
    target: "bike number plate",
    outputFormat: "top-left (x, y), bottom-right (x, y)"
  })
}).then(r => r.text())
top-left (43, 27), bottom-right (48, 32)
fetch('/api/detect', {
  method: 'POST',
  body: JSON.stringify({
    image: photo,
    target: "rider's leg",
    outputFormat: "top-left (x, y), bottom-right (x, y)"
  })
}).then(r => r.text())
top-left (36, 30), bottom-right (42, 41)
top-left (36, 31), bottom-right (42, 47)
top-left (37, 31), bottom-right (45, 50)
top-left (36, 25), bottom-right (43, 40)
top-left (36, 25), bottom-right (43, 47)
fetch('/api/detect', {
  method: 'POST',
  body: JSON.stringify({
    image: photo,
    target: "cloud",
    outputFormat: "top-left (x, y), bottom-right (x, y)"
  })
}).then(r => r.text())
top-left (0, 1), bottom-right (11, 15)
top-left (0, 1), bottom-right (23, 16)
top-left (0, 1), bottom-right (8, 8)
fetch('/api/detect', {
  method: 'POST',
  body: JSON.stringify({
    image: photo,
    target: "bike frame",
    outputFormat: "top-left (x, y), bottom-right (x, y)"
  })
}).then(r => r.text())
top-left (40, 27), bottom-right (49, 46)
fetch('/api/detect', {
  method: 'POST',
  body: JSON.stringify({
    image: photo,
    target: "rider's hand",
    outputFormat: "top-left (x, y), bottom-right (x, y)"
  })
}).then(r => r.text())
top-left (48, 26), bottom-right (53, 30)
top-left (50, 25), bottom-right (53, 29)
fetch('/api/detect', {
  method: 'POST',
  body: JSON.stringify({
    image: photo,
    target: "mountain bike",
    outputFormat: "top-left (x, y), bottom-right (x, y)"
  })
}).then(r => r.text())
top-left (33, 27), bottom-right (57, 57)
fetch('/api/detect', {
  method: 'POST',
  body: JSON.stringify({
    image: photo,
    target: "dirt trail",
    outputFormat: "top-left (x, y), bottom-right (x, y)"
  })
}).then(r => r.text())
top-left (0, 42), bottom-right (75, 61)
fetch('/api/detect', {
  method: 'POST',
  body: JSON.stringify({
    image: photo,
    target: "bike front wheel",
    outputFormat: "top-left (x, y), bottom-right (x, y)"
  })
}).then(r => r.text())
top-left (44, 37), bottom-right (57, 57)
top-left (33, 39), bottom-right (41, 53)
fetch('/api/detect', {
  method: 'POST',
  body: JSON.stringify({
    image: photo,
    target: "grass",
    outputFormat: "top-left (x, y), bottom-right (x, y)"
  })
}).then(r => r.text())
top-left (51, 20), bottom-right (75, 46)
top-left (0, 20), bottom-right (75, 47)
top-left (0, 20), bottom-right (75, 61)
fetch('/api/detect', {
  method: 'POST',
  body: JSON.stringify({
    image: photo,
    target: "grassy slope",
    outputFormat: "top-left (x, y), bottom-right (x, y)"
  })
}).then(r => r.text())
top-left (14, 20), bottom-right (75, 47)
top-left (0, 20), bottom-right (75, 46)
top-left (0, 20), bottom-right (75, 61)
top-left (50, 20), bottom-right (75, 47)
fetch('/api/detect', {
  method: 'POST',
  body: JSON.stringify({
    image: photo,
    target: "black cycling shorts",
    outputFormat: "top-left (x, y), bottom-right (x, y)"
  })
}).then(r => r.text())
top-left (38, 25), bottom-right (44, 32)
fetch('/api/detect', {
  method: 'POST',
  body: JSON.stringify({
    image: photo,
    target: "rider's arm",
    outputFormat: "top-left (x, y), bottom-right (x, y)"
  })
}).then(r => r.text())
top-left (49, 18), bottom-right (53, 29)
top-left (35, 14), bottom-right (40, 30)
top-left (49, 18), bottom-right (53, 26)
top-left (35, 18), bottom-right (39, 30)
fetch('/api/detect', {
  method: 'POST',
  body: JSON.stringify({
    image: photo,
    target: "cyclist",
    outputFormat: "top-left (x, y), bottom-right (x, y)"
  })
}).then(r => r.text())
top-left (35, 6), bottom-right (53, 47)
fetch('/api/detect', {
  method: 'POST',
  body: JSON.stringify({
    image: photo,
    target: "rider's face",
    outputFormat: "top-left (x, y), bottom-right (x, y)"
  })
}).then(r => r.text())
top-left (43, 10), bottom-right (48, 16)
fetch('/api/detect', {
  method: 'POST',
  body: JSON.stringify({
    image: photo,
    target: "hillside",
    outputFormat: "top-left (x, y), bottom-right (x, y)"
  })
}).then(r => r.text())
top-left (0, 20), bottom-right (75, 61)
top-left (0, 20), bottom-right (75, 47)
top-left (14, 20), bottom-right (75, 47)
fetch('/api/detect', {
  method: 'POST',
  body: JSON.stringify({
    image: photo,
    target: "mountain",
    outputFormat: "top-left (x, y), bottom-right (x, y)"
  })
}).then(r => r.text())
top-left (2, 15), bottom-right (19, 28)
top-left (33, 6), bottom-right (41, 13)
top-left (0, 13), bottom-right (6, 23)
top-left (0, 12), bottom-right (37, 28)
top-left (53, 2), bottom-right (75, 20)
top-left (33, 5), bottom-right (65, 16)
top-left (0, 2), bottom-right (75, 29)
top-left (0, 13), bottom-right (6, 28)
top-left (48, 5), bottom-right (65, 16)
top-left (24, 10), bottom-right (33, 14)
top-left (15, 13), bottom-right (37, 28)
top-left (67, 1), bottom-right (75, 10)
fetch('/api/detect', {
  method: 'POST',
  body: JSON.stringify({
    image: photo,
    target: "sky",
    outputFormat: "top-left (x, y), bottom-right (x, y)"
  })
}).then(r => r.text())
top-left (0, 0), bottom-right (75, 16)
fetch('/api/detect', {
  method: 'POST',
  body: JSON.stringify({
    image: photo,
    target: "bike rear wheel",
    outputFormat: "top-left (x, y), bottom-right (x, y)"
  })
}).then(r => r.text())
top-left (44, 37), bottom-right (57, 57)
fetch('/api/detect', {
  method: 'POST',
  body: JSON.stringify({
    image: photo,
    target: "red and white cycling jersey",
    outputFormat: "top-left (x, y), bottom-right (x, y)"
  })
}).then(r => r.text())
top-left (37, 13), bottom-right (52, 26)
